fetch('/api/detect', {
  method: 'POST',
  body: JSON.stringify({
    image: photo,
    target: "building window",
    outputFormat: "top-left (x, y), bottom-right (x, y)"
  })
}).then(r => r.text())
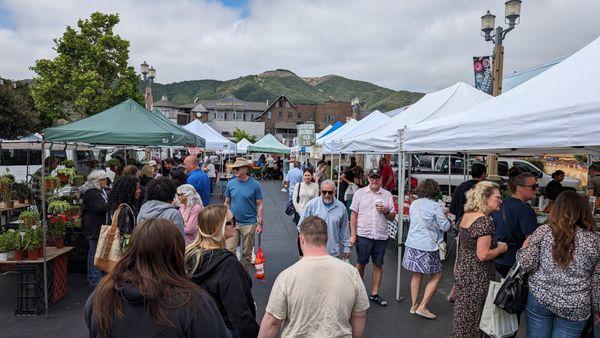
top-left (278, 111), bottom-right (283, 118)
top-left (267, 111), bottom-right (271, 119)
top-left (287, 111), bottom-right (292, 120)
top-left (216, 111), bottom-right (225, 120)
top-left (176, 115), bottom-right (189, 125)
top-left (213, 112), bottom-right (217, 120)
top-left (278, 100), bottom-right (283, 108)
top-left (285, 101), bottom-right (289, 108)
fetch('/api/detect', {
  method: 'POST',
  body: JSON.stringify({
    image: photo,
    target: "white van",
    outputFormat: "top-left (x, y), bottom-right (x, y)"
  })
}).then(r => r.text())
top-left (0, 141), bottom-right (97, 183)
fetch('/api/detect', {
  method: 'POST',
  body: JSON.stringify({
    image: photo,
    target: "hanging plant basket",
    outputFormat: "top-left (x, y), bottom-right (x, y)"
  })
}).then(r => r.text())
top-left (58, 173), bottom-right (70, 184)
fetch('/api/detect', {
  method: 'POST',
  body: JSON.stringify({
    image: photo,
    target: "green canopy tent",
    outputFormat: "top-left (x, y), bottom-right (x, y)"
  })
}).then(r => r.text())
top-left (44, 99), bottom-right (204, 147)
top-left (38, 99), bottom-right (204, 318)
top-left (247, 134), bottom-right (291, 154)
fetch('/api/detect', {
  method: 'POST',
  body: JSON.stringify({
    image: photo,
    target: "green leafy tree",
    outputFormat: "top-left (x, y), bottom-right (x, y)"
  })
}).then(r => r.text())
top-left (0, 80), bottom-right (41, 138)
top-left (233, 127), bottom-right (257, 143)
top-left (30, 12), bottom-right (143, 122)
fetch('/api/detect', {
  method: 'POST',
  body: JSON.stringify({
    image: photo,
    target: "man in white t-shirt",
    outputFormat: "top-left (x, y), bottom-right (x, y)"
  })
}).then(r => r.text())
top-left (258, 216), bottom-right (369, 338)
top-left (203, 158), bottom-right (217, 194)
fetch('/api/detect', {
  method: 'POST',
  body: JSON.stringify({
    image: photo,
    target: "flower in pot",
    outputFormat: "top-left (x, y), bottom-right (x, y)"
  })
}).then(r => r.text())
top-left (106, 158), bottom-right (122, 172)
top-left (6, 230), bottom-right (23, 260)
top-left (44, 176), bottom-right (60, 191)
top-left (48, 200), bottom-right (72, 215)
top-left (60, 159), bottom-right (75, 168)
top-left (72, 174), bottom-right (85, 187)
top-left (56, 167), bottom-right (77, 185)
top-left (0, 176), bottom-right (13, 208)
top-left (18, 210), bottom-right (40, 227)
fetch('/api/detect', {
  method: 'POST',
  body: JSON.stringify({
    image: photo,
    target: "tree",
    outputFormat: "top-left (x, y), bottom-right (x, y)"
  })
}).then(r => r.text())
top-left (30, 12), bottom-right (143, 122)
top-left (0, 80), bottom-right (41, 139)
top-left (233, 127), bottom-right (257, 143)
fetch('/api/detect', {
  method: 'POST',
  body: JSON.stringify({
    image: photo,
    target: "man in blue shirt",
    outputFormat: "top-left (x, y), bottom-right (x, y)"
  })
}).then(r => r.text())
top-left (225, 158), bottom-right (264, 271)
top-left (184, 156), bottom-right (211, 206)
top-left (298, 180), bottom-right (350, 259)
top-left (284, 161), bottom-right (303, 200)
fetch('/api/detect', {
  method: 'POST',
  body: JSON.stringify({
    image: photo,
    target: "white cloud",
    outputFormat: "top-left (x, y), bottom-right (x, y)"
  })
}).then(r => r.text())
top-left (0, 0), bottom-right (599, 93)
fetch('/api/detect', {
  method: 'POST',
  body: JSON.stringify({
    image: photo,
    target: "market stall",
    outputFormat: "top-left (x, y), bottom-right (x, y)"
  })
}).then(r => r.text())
top-left (236, 138), bottom-right (253, 154)
top-left (183, 119), bottom-right (236, 153)
top-left (247, 134), bottom-right (291, 154)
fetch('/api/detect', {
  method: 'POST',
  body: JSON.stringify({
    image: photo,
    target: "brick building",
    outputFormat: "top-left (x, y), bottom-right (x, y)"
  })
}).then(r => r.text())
top-left (255, 96), bottom-right (352, 144)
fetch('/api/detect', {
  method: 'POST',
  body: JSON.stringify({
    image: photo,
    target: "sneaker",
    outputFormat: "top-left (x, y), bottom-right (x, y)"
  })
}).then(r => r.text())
top-left (369, 294), bottom-right (388, 307)
top-left (281, 188), bottom-right (287, 192)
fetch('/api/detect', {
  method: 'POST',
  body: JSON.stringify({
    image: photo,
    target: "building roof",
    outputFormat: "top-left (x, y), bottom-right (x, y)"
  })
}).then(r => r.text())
top-left (254, 95), bottom-right (297, 121)
top-left (191, 102), bottom-right (208, 113)
top-left (153, 99), bottom-right (180, 108)
top-left (197, 97), bottom-right (267, 112)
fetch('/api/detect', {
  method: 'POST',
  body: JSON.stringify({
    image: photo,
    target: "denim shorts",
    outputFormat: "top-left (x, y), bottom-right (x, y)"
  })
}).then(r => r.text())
top-left (356, 236), bottom-right (388, 266)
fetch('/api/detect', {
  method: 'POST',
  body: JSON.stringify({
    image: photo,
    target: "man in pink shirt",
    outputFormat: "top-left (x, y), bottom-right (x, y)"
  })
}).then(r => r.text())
top-left (350, 169), bottom-right (396, 307)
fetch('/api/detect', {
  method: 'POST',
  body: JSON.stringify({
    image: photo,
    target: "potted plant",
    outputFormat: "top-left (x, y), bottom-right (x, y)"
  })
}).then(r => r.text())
top-left (56, 167), bottom-right (77, 184)
top-left (12, 182), bottom-right (31, 203)
top-left (49, 214), bottom-right (67, 248)
top-left (60, 159), bottom-right (75, 168)
top-left (44, 176), bottom-right (60, 191)
top-left (18, 210), bottom-right (40, 227)
top-left (0, 232), bottom-right (9, 261)
top-left (48, 200), bottom-right (72, 215)
top-left (7, 230), bottom-right (23, 260)
top-left (0, 176), bottom-right (13, 209)
top-left (72, 174), bottom-right (85, 187)
top-left (24, 227), bottom-right (42, 260)
top-left (107, 158), bottom-right (122, 172)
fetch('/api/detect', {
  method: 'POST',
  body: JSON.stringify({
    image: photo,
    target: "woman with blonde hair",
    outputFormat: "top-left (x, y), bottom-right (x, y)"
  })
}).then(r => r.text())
top-left (185, 205), bottom-right (259, 338)
top-left (177, 184), bottom-right (204, 245)
top-left (517, 191), bottom-right (600, 337)
top-left (451, 181), bottom-right (508, 337)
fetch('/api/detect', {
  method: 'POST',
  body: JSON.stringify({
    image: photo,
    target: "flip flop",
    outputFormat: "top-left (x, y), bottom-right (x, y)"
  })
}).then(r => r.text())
top-left (416, 310), bottom-right (437, 320)
top-left (409, 307), bottom-right (418, 315)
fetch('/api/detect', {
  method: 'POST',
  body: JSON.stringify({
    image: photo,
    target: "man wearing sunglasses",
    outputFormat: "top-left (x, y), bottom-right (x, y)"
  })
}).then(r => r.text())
top-left (225, 158), bottom-right (264, 271)
top-left (350, 169), bottom-right (396, 307)
top-left (297, 180), bottom-right (350, 260)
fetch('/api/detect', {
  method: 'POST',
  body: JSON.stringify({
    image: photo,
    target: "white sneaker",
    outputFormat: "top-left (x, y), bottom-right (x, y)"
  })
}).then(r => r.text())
top-left (281, 188), bottom-right (287, 192)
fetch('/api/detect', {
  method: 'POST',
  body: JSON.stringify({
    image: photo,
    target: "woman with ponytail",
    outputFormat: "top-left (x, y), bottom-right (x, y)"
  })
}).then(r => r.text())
top-left (185, 205), bottom-right (259, 338)
top-left (517, 191), bottom-right (600, 337)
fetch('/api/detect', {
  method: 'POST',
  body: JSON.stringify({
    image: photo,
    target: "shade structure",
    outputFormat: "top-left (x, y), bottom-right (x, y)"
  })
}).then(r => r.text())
top-left (317, 120), bottom-right (344, 139)
top-left (183, 119), bottom-right (236, 152)
top-left (339, 82), bottom-right (491, 154)
top-left (322, 111), bottom-right (391, 154)
top-left (316, 119), bottom-right (357, 146)
top-left (403, 36), bottom-right (600, 155)
top-left (45, 99), bottom-right (205, 146)
top-left (248, 134), bottom-right (290, 154)
top-left (316, 124), bottom-right (332, 138)
top-left (236, 138), bottom-right (253, 154)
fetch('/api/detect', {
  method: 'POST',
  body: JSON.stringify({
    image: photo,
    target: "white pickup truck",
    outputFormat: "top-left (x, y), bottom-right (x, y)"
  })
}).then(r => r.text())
top-left (411, 156), bottom-right (581, 194)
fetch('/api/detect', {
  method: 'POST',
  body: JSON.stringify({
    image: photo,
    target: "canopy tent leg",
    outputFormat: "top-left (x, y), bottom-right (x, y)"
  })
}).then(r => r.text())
top-left (448, 154), bottom-right (452, 197)
top-left (395, 129), bottom-right (406, 302)
top-left (41, 138), bottom-right (49, 318)
top-left (337, 153), bottom-right (342, 200)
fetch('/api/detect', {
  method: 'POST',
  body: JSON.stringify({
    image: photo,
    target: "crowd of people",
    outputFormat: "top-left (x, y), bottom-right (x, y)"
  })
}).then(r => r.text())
top-left (72, 151), bottom-right (600, 337)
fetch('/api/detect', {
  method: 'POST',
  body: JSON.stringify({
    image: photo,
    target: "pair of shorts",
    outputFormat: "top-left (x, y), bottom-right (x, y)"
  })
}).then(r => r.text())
top-left (356, 236), bottom-right (388, 266)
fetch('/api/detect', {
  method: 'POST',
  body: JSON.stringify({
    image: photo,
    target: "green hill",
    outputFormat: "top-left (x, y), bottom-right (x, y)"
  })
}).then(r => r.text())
top-left (148, 69), bottom-right (423, 111)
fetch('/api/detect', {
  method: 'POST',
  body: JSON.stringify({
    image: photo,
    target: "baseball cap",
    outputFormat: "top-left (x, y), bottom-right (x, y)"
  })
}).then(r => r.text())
top-left (368, 169), bottom-right (381, 178)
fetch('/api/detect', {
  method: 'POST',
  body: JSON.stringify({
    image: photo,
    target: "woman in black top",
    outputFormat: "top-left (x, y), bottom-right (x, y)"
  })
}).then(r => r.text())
top-left (544, 170), bottom-right (566, 201)
top-left (185, 205), bottom-right (259, 338)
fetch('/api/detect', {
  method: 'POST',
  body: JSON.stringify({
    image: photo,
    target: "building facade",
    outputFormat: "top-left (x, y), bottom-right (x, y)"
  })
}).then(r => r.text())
top-left (256, 96), bottom-right (353, 145)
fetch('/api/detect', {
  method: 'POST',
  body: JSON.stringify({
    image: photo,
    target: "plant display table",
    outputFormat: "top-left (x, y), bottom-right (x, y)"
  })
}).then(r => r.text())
top-left (0, 202), bottom-right (32, 226)
top-left (0, 246), bottom-right (73, 316)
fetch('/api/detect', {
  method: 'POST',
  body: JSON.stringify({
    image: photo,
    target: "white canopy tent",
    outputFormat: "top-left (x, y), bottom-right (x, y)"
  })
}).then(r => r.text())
top-left (322, 111), bottom-right (390, 154)
top-left (316, 124), bottom-right (332, 138)
top-left (183, 120), bottom-right (236, 152)
top-left (338, 82), bottom-right (492, 154)
top-left (236, 138), bottom-right (253, 154)
top-left (316, 119), bottom-right (357, 146)
top-left (403, 36), bottom-right (600, 155)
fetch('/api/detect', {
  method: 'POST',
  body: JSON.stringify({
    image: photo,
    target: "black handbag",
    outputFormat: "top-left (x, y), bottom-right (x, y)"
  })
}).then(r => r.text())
top-left (285, 183), bottom-right (300, 216)
top-left (494, 261), bottom-right (528, 314)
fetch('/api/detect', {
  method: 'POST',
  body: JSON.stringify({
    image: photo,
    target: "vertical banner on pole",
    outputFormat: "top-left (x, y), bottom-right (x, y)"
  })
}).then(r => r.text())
top-left (473, 56), bottom-right (493, 95)
top-left (395, 129), bottom-right (406, 302)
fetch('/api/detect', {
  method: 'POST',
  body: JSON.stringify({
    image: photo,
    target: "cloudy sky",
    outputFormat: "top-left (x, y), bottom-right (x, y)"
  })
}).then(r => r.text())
top-left (0, 0), bottom-right (598, 93)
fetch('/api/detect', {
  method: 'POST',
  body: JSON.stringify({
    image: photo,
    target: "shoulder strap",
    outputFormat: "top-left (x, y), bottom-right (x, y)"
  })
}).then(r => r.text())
top-left (296, 182), bottom-right (301, 203)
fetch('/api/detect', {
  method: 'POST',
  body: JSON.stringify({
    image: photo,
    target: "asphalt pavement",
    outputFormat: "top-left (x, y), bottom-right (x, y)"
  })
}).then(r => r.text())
top-left (0, 180), bottom-right (457, 338)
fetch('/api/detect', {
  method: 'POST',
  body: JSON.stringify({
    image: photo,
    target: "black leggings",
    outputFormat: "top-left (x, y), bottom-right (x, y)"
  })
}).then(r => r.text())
top-left (294, 212), bottom-right (303, 256)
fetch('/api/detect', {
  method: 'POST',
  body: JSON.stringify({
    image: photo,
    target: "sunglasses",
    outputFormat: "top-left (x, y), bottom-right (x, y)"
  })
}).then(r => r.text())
top-left (177, 193), bottom-right (185, 196)
top-left (521, 184), bottom-right (539, 190)
top-left (226, 217), bottom-right (236, 226)
top-left (321, 190), bottom-right (334, 195)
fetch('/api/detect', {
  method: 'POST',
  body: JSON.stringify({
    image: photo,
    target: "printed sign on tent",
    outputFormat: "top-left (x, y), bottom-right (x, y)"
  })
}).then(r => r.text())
top-left (473, 56), bottom-right (493, 95)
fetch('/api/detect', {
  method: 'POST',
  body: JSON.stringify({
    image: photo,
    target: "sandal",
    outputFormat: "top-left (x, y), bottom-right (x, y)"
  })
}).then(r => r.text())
top-left (416, 309), bottom-right (437, 320)
top-left (369, 294), bottom-right (388, 307)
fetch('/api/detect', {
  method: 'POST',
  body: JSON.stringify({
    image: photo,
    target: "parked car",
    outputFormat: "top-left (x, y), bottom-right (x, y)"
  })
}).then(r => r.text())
top-left (410, 155), bottom-right (581, 195)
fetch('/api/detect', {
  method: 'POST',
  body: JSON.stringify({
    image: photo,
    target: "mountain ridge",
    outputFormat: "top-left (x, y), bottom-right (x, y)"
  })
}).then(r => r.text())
top-left (149, 69), bottom-right (424, 111)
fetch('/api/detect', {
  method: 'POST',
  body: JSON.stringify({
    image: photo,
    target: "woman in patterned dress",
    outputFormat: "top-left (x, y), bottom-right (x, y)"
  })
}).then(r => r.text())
top-left (451, 181), bottom-right (508, 337)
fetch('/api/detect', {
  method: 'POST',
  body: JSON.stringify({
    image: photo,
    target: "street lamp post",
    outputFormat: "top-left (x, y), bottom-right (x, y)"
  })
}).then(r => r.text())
top-left (140, 61), bottom-right (156, 110)
top-left (480, 0), bottom-right (521, 177)
top-left (480, 0), bottom-right (522, 96)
